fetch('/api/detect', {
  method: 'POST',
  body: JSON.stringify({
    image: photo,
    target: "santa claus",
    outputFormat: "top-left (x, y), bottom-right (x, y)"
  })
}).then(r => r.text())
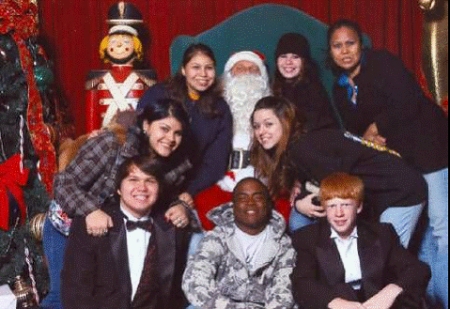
top-left (195, 51), bottom-right (290, 230)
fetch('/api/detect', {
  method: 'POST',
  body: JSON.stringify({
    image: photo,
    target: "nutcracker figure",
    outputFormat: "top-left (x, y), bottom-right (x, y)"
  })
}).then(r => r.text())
top-left (85, 1), bottom-right (156, 132)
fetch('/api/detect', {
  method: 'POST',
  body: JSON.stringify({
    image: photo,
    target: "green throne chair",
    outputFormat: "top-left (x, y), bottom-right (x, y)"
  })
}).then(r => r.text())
top-left (170, 3), bottom-right (371, 98)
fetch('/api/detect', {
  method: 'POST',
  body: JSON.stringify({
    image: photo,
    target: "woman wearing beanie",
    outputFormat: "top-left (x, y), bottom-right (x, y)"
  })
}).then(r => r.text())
top-left (273, 32), bottom-right (338, 132)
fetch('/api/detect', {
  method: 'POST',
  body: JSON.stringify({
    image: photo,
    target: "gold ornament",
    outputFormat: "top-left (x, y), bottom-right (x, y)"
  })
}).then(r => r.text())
top-left (419, 0), bottom-right (437, 10)
top-left (419, 0), bottom-right (448, 106)
top-left (12, 276), bottom-right (36, 308)
top-left (29, 213), bottom-right (46, 242)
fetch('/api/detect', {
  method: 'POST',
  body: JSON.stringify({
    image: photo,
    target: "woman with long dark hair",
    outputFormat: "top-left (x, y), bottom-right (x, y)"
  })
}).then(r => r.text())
top-left (273, 32), bottom-right (338, 131)
top-left (138, 43), bottom-right (232, 212)
top-left (42, 99), bottom-right (192, 309)
top-left (327, 19), bottom-right (448, 308)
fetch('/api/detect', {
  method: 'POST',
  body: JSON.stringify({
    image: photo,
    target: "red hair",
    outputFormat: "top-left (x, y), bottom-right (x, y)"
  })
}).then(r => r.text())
top-left (319, 172), bottom-right (365, 204)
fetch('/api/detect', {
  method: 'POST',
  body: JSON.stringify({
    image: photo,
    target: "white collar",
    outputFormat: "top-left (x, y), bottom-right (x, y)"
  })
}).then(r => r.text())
top-left (120, 204), bottom-right (150, 222)
top-left (330, 226), bottom-right (358, 241)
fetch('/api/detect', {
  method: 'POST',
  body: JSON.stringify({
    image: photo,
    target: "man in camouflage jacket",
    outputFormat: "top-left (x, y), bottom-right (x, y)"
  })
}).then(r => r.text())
top-left (182, 178), bottom-right (296, 309)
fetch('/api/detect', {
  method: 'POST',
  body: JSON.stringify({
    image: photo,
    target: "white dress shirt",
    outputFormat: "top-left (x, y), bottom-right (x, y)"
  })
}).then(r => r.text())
top-left (331, 227), bottom-right (363, 290)
top-left (121, 206), bottom-right (151, 300)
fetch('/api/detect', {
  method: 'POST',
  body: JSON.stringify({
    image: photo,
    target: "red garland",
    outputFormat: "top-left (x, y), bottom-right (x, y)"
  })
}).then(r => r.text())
top-left (0, 155), bottom-right (30, 231)
top-left (1, 0), bottom-right (57, 194)
top-left (0, 0), bottom-right (38, 38)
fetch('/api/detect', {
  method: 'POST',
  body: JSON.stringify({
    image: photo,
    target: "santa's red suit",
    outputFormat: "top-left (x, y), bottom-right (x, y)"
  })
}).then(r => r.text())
top-left (85, 65), bottom-right (156, 132)
top-left (195, 172), bottom-right (292, 231)
top-left (194, 51), bottom-right (291, 231)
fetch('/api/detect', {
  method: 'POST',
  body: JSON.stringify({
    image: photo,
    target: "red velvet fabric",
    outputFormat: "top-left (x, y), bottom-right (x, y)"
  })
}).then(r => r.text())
top-left (194, 184), bottom-right (233, 231)
top-left (37, 0), bottom-right (424, 137)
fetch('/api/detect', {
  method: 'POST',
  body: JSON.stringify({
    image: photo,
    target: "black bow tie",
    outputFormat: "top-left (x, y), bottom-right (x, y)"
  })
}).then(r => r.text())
top-left (125, 219), bottom-right (153, 232)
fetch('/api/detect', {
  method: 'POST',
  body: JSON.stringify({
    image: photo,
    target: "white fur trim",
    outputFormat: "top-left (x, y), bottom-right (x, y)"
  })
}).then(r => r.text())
top-left (109, 25), bottom-right (138, 36)
top-left (224, 51), bottom-right (268, 81)
top-left (217, 167), bottom-right (255, 192)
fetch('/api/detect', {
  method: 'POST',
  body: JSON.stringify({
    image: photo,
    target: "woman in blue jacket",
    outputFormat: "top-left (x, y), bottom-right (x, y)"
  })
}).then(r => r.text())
top-left (138, 43), bottom-right (233, 210)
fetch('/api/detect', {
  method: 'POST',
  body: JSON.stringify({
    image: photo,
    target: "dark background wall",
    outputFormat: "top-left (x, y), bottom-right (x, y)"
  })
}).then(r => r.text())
top-left (37, 0), bottom-right (424, 136)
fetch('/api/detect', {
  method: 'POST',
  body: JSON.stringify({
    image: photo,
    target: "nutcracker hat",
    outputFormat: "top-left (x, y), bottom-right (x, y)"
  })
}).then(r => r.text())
top-left (223, 51), bottom-right (268, 80)
top-left (107, 1), bottom-right (143, 36)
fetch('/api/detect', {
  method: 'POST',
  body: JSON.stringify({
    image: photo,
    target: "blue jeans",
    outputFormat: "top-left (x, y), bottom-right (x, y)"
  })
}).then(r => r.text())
top-left (187, 232), bottom-right (205, 257)
top-left (289, 209), bottom-right (316, 233)
top-left (290, 203), bottom-right (424, 248)
top-left (40, 217), bottom-right (67, 309)
top-left (419, 168), bottom-right (448, 309)
top-left (379, 203), bottom-right (424, 248)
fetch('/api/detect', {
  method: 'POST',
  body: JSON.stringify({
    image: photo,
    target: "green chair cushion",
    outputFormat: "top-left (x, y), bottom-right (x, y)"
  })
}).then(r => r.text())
top-left (170, 4), bottom-right (371, 98)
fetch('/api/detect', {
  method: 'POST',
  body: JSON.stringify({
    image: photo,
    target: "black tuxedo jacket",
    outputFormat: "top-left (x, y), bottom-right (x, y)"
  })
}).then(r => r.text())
top-left (291, 220), bottom-right (430, 309)
top-left (61, 202), bottom-right (189, 309)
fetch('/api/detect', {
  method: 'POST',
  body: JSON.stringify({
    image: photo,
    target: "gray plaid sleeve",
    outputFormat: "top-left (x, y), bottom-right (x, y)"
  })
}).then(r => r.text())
top-left (54, 133), bottom-right (120, 217)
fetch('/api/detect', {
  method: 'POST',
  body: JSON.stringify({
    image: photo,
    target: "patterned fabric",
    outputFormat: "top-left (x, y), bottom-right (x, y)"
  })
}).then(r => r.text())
top-left (53, 129), bottom-right (139, 217)
top-left (131, 223), bottom-right (160, 309)
top-left (47, 200), bottom-right (72, 236)
top-left (53, 126), bottom-right (191, 220)
top-left (182, 204), bottom-right (297, 309)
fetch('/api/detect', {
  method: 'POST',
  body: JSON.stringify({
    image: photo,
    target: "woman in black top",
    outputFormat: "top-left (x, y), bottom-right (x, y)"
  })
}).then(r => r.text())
top-left (327, 19), bottom-right (448, 308)
top-left (273, 32), bottom-right (338, 132)
top-left (250, 96), bottom-right (426, 248)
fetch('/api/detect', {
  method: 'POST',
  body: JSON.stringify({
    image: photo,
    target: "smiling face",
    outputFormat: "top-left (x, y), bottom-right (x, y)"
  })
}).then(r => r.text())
top-left (324, 197), bottom-right (362, 239)
top-left (277, 53), bottom-right (303, 80)
top-left (143, 116), bottom-right (183, 157)
top-left (182, 52), bottom-right (216, 95)
top-left (252, 108), bottom-right (284, 150)
top-left (233, 179), bottom-right (271, 235)
top-left (107, 33), bottom-right (135, 62)
top-left (118, 164), bottom-right (160, 219)
top-left (329, 26), bottom-right (363, 77)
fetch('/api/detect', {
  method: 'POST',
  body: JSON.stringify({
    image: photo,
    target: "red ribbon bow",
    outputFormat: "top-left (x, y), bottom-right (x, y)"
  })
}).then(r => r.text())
top-left (0, 154), bottom-right (30, 231)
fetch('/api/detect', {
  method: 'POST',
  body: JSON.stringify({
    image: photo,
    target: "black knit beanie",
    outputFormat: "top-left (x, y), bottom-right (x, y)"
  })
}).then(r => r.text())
top-left (275, 33), bottom-right (311, 60)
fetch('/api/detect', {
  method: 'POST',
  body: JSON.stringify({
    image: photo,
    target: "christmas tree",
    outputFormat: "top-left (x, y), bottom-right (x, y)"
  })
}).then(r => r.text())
top-left (0, 0), bottom-right (74, 300)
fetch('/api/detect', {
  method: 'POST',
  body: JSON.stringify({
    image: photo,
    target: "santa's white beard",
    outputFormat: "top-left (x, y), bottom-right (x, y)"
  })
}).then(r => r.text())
top-left (224, 74), bottom-right (272, 150)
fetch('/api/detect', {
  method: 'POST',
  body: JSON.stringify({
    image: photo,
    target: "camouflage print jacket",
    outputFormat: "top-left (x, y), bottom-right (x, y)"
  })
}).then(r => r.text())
top-left (182, 204), bottom-right (297, 309)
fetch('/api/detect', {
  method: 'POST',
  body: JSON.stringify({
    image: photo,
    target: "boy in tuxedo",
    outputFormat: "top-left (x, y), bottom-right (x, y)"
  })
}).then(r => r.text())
top-left (292, 172), bottom-right (430, 309)
top-left (61, 156), bottom-right (188, 309)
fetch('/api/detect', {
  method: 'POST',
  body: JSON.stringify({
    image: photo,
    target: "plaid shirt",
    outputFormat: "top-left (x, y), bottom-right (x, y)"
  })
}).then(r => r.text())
top-left (53, 130), bottom-right (139, 217)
